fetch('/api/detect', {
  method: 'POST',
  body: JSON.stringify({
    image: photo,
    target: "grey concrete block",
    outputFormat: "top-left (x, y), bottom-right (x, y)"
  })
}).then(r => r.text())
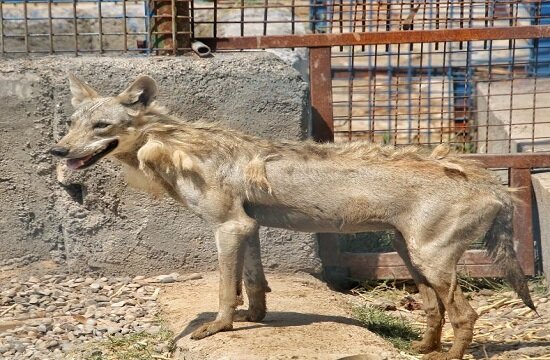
top-left (0, 54), bottom-right (321, 275)
top-left (476, 79), bottom-right (550, 154)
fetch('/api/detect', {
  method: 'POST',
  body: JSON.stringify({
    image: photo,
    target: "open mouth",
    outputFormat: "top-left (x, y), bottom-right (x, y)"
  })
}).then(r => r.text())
top-left (66, 140), bottom-right (119, 170)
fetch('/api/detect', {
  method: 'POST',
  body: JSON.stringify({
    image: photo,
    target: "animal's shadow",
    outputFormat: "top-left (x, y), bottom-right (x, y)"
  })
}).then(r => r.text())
top-left (172, 311), bottom-right (363, 343)
top-left (172, 312), bottom-right (550, 359)
top-left (466, 340), bottom-right (550, 358)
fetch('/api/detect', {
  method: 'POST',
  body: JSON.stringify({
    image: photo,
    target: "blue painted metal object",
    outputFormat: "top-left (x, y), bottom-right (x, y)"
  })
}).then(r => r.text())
top-left (309, 0), bottom-right (331, 34)
top-left (528, 1), bottom-right (550, 76)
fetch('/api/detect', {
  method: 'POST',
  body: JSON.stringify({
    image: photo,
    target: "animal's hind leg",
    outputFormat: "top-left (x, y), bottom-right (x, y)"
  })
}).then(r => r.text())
top-left (234, 229), bottom-right (270, 322)
top-left (422, 272), bottom-right (477, 360)
top-left (393, 232), bottom-right (444, 354)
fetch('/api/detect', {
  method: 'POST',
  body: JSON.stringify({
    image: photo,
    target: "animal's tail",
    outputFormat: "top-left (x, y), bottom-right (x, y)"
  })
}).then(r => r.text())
top-left (484, 196), bottom-right (536, 312)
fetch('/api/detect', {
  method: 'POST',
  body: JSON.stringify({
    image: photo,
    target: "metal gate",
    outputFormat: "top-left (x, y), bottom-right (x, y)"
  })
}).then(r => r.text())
top-left (3, 0), bottom-right (550, 280)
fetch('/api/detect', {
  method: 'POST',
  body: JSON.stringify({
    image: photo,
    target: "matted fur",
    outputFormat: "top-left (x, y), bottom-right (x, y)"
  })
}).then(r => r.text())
top-left (51, 75), bottom-right (535, 360)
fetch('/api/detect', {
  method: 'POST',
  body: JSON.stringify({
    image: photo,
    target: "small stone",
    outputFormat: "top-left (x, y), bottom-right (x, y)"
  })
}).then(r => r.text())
top-left (86, 319), bottom-right (97, 327)
top-left (182, 273), bottom-right (202, 281)
top-left (111, 301), bottom-right (126, 308)
top-left (36, 325), bottom-right (48, 333)
top-left (372, 299), bottom-right (397, 311)
top-left (154, 343), bottom-right (169, 353)
top-left (478, 289), bottom-right (494, 296)
top-left (28, 296), bottom-right (39, 304)
top-left (28, 276), bottom-right (39, 283)
top-left (156, 274), bottom-right (176, 283)
top-left (147, 325), bottom-right (161, 335)
top-left (61, 342), bottom-right (74, 352)
top-left (133, 276), bottom-right (145, 282)
top-left (89, 283), bottom-right (101, 292)
top-left (46, 340), bottom-right (59, 349)
top-left (538, 297), bottom-right (548, 303)
top-left (107, 326), bottom-right (121, 335)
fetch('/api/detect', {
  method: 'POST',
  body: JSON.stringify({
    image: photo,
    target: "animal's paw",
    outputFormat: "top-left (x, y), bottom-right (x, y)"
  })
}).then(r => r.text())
top-left (233, 308), bottom-right (266, 322)
top-left (423, 351), bottom-right (461, 360)
top-left (190, 320), bottom-right (233, 340)
top-left (412, 339), bottom-right (441, 354)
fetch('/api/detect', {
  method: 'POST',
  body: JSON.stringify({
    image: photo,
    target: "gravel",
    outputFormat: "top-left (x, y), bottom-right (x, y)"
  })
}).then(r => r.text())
top-left (0, 273), bottom-right (169, 359)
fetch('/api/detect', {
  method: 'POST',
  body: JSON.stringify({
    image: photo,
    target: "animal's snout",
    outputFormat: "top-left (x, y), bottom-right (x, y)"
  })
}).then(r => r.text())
top-left (50, 146), bottom-right (69, 157)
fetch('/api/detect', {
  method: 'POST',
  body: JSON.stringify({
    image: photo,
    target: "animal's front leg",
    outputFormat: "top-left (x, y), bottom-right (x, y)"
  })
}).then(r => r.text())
top-left (191, 219), bottom-right (256, 340)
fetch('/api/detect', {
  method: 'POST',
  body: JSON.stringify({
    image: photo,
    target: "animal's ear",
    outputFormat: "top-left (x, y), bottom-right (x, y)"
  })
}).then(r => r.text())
top-left (117, 75), bottom-right (158, 108)
top-left (69, 73), bottom-right (99, 107)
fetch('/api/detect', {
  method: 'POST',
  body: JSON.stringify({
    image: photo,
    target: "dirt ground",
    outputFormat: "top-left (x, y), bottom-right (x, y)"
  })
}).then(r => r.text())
top-left (1, 263), bottom-right (549, 359)
top-left (160, 272), bottom-right (405, 360)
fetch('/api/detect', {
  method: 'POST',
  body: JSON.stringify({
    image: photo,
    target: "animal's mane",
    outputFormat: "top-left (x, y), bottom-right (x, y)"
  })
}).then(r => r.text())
top-left (130, 102), bottom-right (496, 183)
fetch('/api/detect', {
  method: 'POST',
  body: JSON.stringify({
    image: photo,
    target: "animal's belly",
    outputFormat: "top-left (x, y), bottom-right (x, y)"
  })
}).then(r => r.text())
top-left (243, 203), bottom-right (393, 233)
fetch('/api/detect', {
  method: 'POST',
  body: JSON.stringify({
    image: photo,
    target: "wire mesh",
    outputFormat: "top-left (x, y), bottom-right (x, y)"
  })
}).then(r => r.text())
top-left (1, 0), bottom-right (550, 155)
top-left (0, 0), bottom-right (193, 56)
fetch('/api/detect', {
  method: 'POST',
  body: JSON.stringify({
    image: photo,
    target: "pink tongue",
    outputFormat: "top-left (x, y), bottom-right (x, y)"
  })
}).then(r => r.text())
top-left (66, 155), bottom-right (92, 170)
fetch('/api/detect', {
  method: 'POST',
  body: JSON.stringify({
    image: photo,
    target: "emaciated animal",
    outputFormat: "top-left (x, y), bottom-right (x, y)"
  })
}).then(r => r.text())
top-left (50, 75), bottom-right (535, 360)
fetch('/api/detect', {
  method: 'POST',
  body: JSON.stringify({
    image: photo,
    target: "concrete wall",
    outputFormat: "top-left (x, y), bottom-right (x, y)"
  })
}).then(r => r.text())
top-left (0, 54), bottom-right (322, 275)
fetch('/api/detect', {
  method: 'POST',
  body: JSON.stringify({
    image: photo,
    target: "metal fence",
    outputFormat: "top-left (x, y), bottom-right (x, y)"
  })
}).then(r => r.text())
top-left (3, 0), bottom-right (550, 279)
top-left (3, 0), bottom-right (549, 154)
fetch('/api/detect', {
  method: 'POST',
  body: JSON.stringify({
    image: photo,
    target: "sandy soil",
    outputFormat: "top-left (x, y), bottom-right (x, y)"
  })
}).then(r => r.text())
top-left (159, 272), bottom-right (405, 360)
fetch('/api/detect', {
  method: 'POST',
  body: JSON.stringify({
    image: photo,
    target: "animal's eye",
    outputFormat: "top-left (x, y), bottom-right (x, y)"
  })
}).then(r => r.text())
top-left (93, 122), bottom-right (111, 130)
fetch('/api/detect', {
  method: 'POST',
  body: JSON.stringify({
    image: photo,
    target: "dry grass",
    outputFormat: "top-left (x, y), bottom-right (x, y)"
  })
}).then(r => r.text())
top-left (68, 325), bottom-right (175, 360)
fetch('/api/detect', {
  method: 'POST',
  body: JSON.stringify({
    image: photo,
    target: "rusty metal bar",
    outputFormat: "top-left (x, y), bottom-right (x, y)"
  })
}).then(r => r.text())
top-left (342, 250), bottom-right (502, 280)
top-left (0, 2), bottom-right (4, 55)
top-left (462, 153), bottom-right (550, 169)
top-left (510, 168), bottom-right (536, 276)
top-left (48, 0), bottom-right (53, 54)
top-left (72, 0), bottom-right (77, 56)
top-left (23, 0), bottom-right (28, 54)
top-left (198, 25), bottom-right (550, 50)
top-left (98, 0), bottom-right (103, 54)
top-left (310, 47), bottom-right (334, 142)
top-left (149, 0), bottom-right (190, 54)
top-left (122, 0), bottom-right (128, 52)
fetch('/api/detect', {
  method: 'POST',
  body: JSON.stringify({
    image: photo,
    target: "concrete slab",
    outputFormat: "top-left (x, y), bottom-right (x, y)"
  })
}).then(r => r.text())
top-left (476, 78), bottom-right (550, 154)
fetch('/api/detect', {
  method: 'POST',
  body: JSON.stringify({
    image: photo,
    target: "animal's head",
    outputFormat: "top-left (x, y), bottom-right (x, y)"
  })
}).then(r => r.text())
top-left (50, 74), bottom-right (159, 170)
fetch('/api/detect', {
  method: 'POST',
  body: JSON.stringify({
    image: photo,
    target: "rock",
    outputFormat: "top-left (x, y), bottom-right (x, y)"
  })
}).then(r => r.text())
top-left (28, 276), bottom-right (39, 283)
top-left (155, 274), bottom-right (177, 283)
top-left (182, 273), bottom-right (203, 281)
top-left (154, 343), bottom-right (170, 353)
top-left (36, 325), bottom-right (48, 333)
top-left (89, 283), bottom-right (101, 292)
top-left (147, 325), bottom-right (162, 335)
top-left (372, 299), bottom-right (397, 311)
top-left (112, 300), bottom-right (126, 308)
top-left (478, 289), bottom-right (495, 296)
top-left (107, 326), bottom-right (121, 335)
top-left (538, 297), bottom-right (548, 303)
